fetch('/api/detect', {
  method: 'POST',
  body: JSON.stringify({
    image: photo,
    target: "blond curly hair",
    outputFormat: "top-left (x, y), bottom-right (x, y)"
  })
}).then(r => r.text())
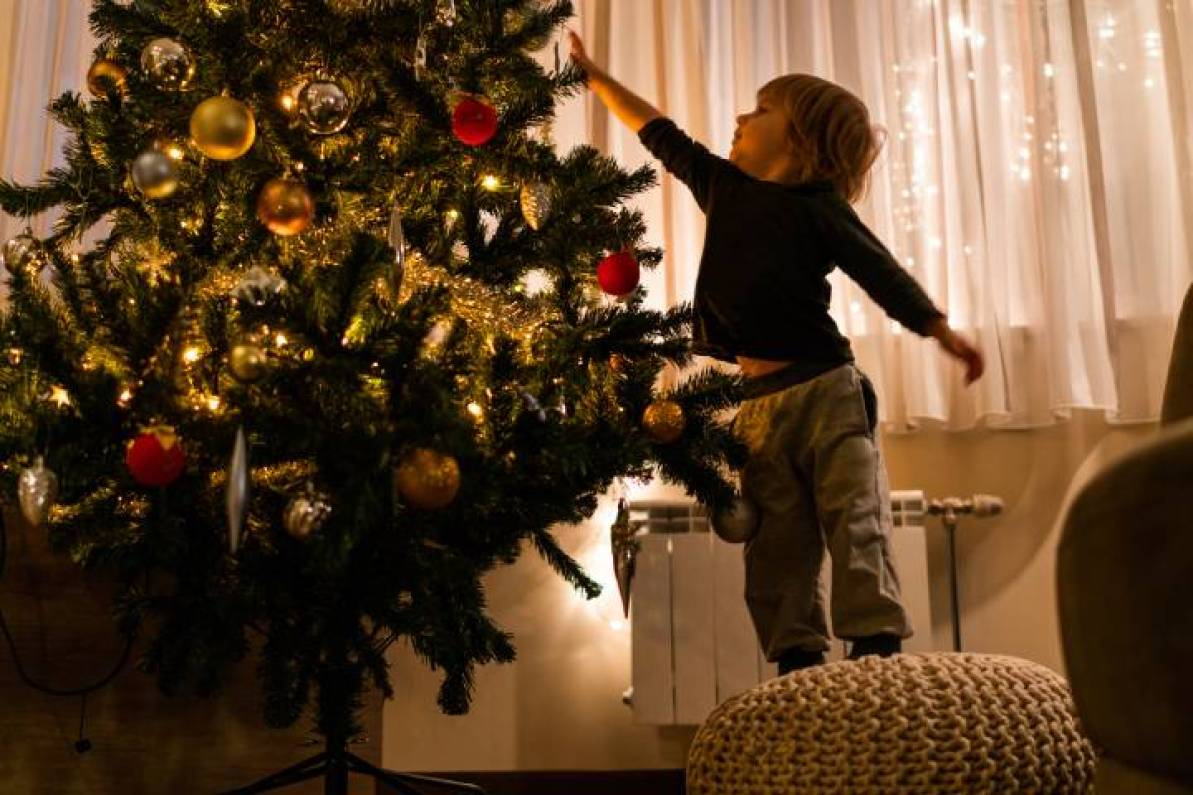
top-left (759, 74), bottom-right (885, 204)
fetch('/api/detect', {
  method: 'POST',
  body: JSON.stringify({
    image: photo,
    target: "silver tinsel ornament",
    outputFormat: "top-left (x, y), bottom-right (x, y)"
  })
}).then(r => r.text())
top-left (711, 495), bottom-right (761, 544)
top-left (284, 485), bottom-right (332, 540)
top-left (2, 232), bottom-right (44, 276)
top-left (387, 201), bottom-right (407, 294)
top-left (131, 149), bottom-right (179, 199)
top-left (234, 265), bottom-right (287, 306)
top-left (610, 499), bottom-right (639, 617)
top-left (140, 37), bottom-right (195, 91)
top-left (18, 456), bottom-right (58, 527)
top-left (226, 427), bottom-right (249, 554)
top-left (298, 80), bottom-right (351, 135)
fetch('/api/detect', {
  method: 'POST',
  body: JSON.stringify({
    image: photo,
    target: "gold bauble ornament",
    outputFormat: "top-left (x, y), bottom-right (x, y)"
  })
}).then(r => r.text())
top-left (189, 96), bottom-right (256, 160)
top-left (395, 448), bottom-right (460, 510)
top-left (229, 341), bottom-right (267, 383)
top-left (87, 58), bottom-right (128, 96)
top-left (642, 399), bottom-right (686, 444)
top-left (283, 485), bottom-right (332, 540)
top-left (256, 178), bottom-right (314, 236)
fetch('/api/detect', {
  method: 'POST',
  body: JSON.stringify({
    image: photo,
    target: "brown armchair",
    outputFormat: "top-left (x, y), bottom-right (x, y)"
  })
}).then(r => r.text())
top-left (1056, 282), bottom-right (1193, 794)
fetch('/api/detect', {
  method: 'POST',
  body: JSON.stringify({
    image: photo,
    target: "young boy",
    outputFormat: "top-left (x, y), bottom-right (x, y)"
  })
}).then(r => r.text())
top-left (570, 33), bottom-right (984, 673)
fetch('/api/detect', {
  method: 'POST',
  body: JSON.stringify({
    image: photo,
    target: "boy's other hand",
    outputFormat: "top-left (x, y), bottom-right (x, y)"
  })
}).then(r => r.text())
top-left (927, 318), bottom-right (985, 385)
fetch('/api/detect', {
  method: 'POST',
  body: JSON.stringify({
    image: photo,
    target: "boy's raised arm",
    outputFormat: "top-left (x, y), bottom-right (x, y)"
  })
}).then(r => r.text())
top-left (569, 30), bottom-right (662, 133)
top-left (570, 31), bottom-right (727, 211)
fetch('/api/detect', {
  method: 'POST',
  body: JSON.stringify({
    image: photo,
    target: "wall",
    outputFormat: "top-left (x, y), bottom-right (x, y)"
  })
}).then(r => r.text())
top-left (382, 411), bottom-right (1156, 772)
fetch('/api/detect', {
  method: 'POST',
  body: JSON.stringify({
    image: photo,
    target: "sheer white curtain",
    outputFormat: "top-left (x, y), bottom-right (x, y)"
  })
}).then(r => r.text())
top-left (0, 0), bottom-right (96, 253)
top-left (566, 0), bottom-right (1193, 428)
top-left (4, 0), bottom-right (1190, 426)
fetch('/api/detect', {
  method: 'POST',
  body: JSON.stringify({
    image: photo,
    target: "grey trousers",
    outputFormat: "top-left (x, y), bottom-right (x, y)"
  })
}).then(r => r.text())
top-left (734, 363), bottom-right (912, 660)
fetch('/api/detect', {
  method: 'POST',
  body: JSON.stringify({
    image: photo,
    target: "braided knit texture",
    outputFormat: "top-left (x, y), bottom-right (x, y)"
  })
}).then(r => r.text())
top-left (686, 653), bottom-right (1095, 794)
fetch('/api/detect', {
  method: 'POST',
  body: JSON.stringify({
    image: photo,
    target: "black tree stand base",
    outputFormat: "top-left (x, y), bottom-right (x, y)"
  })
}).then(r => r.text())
top-left (219, 736), bottom-right (486, 795)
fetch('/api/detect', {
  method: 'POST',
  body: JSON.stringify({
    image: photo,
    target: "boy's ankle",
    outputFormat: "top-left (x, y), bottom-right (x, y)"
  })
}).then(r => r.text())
top-left (847, 633), bottom-right (902, 660)
top-left (777, 647), bottom-right (826, 675)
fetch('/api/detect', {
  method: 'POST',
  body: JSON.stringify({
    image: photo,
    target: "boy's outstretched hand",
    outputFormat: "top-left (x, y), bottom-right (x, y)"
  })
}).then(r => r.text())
top-left (568, 30), bottom-right (598, 77)
top-left (926, 318), bottom-right (985, 385)
top-left (564, 29), bottom-right (662, 132)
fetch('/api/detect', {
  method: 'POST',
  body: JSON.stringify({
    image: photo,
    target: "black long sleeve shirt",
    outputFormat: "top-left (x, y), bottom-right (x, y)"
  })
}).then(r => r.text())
top-left (638, 117), bottom-right (944, 364)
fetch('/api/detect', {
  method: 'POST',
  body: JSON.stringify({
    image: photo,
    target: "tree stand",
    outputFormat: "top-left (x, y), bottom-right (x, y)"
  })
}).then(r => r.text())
top-left (220, 642), bottom-right (486, 795)
top-left (218, 737), bottom-right (485, 795)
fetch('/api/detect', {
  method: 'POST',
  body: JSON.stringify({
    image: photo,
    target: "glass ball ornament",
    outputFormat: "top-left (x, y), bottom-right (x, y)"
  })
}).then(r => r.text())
top-left (140, 37), bottom-right (195, 91)
top-left (297, 79), bottom-right (351, 135)
top-left (451, 95), bottom-right (499, 146)
top-left (2, 233), bottom-right (45, 276)
top-left (131, 149), bottom-right (179, 199)
top-left (597, 250), bottom-right (640, 296)
top-left (642, 399), bottom-right (686, 444)
top-left (711, 496), bottom-right (761, 543)
top-left (229, 341), bottom-right (267, 383)
top-left (395, 448), bottom-right (461, 510)
top-left (126, 427), bottom-right (186, 487)
top-left (256, 178), bottom-right (315, 236)
top-left (190, 96), bottom-right (256, 160)
top-left (284, 486), bottom-right (332, 540)
top-left (87, 58), bottom-right (128, 96)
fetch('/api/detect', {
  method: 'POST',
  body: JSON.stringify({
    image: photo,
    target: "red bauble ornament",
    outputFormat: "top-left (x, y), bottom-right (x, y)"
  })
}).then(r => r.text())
top-left (597, 250), bottom-right (640, 296)
top-left (126, 427), bottom-right (186, 487)
top-left (451, 95), bottom-right (499, 146)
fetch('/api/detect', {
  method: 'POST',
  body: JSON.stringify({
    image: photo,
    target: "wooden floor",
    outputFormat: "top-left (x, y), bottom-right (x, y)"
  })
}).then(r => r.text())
top-left (376, 769), bottom-right (686, 795)
top-left (0, 507), bottom-right (382, 794)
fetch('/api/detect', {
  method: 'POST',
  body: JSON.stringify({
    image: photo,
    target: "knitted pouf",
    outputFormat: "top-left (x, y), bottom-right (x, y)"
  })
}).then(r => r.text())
top-left (686, 653), bottom-right (1096, 795)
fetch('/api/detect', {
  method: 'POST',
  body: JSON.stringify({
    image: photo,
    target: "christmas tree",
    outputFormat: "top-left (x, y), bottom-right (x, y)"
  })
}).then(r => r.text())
top-left (0, 0), bottom-right (743, 770)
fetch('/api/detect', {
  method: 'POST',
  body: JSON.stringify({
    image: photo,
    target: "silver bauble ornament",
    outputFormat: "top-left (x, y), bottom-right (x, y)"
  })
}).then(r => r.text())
top-left (519, 180), bottom-right (553, 231)
top-left (298, 80), bottom-right (351, 135)
top-left (226, 427), bottom-right (249, 554)
top-left (711, 495), bottom-right (761, 544)
top-left (131, 149), bottom-right (179, 199)
top-left (2, 233), bottom-right (44, 276)
top-left (140, 37), bottom-right (195, 90)
top-left (284, 485), bottom-right (332, 540)
top-left (18, 457), bottom-right (58, 527)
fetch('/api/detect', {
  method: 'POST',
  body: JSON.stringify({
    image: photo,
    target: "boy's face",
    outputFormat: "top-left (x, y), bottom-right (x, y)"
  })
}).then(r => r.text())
top-left (730, 92), bottom-right (802, 183)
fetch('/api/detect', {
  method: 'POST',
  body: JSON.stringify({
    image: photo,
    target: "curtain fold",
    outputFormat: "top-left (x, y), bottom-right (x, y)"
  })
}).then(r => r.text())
top-left (574, 0), bottom-right (1191, 428)
top-left (0, 0), bottom-right (95, 255)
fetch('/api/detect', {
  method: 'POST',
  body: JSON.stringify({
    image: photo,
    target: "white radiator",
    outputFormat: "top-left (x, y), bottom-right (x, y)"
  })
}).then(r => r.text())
top-left (627, 490), bottom-right (934, 725)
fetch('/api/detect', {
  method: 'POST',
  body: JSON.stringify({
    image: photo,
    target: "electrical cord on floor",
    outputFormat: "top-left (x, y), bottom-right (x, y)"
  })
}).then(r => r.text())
top-left (0, 511), bottom-right (135, 754)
